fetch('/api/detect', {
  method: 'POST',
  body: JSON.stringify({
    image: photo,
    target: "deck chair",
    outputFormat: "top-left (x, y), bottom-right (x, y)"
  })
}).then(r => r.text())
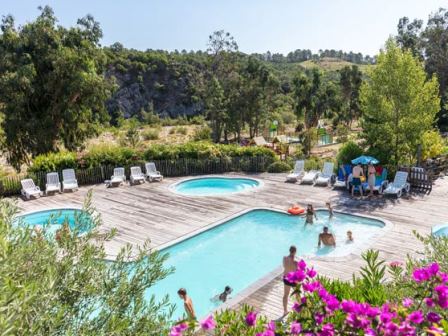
top-left (364, 168), bottom-right (388, 194)
top-left (315, 162), bottom-right (335, 187)
top-left (108, 167), bottom-right (126, 187)
top-left (21, 179), bottom-right (42, 199)
top-left (384, 171), bottom-right (410, 198)
top-left (145, 162), bottom-right (163, 182)
top-left (333, 164), bottom-right (352, 189)
top-left (62, 169), bottom-right (78, 192)
top-left (46, 172), bottom-right (61, 195)
top-left (300, 169), bottom-right (320, 184)
top-left (286, 160), bottom-right (305, 182)
top-left (130, 166), bottom-right (145, 185)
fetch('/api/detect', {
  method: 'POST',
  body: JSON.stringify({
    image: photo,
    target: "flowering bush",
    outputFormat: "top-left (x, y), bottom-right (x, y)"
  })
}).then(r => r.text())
top-left (171, 260), bottom-right (448, 335)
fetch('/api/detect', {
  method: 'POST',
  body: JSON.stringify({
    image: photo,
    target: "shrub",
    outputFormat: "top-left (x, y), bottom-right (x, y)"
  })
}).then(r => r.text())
top-left (267, 161), bottom-right (292, 173)
top-left (142, 128), bottom-right (160, 140)
top-left (192, 126), bottom-right (212, 141)
top-left (29, 151), bottom-right (77, 173)
top-left (335, 124), bottom-right (350, 143)
top-left (304, 156), bottom-right (324, 171)
top-left (421, 130), bottom-right (444, 160)
top-left (175, 126), bottom-right (188, 135)
top-left (82, 144), bottom-right (141, 168)
top-left (336, 140), bottom-right (363, 164)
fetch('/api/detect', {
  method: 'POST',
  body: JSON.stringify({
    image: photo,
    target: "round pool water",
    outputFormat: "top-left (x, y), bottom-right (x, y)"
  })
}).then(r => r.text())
top-left (432, 224), bottom-right (448, 237)
top-left (15, 208), bottom-right (93, 235)
top-left (172, 177), bottom-right (260, 196)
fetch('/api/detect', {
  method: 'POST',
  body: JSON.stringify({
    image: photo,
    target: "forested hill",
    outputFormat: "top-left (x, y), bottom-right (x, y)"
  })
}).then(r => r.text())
top-left (104, 46), bottom-right (372, 122)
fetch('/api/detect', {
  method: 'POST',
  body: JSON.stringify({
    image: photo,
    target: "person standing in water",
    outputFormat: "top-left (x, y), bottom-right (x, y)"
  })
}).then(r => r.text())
top-left (305, 204), bottom-right (317, 225)
top-left (326, 202), bottom-right (334, 219)
top-left (346, 230), bottom-right (354, 243)
top-left (177, 288), bottom-right (196, 320)
top-left (318, 227), bottom-right (336, 248)
top-left (282, 245), bottom-right (298, 316)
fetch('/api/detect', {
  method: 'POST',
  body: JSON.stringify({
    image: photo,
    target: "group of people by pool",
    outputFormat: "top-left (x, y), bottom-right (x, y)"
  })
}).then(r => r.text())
top-left (282, 201), bottom-right (354, 315)
top-left (350, 162), bottom-right (377, 198)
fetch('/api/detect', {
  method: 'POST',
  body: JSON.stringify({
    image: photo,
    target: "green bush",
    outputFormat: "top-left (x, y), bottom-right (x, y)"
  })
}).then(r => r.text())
top-left (142, 128), bottom-right (160, 140)
top-left (304, 156), bottom-right (324, 171)
top-left (29, 151), bottom-right (77, 173)
top-left (82, 144), bottom-right (141, 168)
top-left (267, 161), bottom-right (292, 173)
top-left (175, 126), bottom-right (188, 135)
top-left (336, 140), bottom-right (364, 164)
top-left (192, 126), bottom-right (212, 141)
top-left (336, 124), bottom-right (350, 143)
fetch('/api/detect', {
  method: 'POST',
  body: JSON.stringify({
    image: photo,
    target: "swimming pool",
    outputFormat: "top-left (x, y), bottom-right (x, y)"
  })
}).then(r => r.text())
top-left (432, 224), bottom-right (448, 237)
top-left (172, 177), bottom-right (260, 196)
top-left (15, 208), bottom-right (93, 235)
top-left (148, 209), bottom-right (386, 319)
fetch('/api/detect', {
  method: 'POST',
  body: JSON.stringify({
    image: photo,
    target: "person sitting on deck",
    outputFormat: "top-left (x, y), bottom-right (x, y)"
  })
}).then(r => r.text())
top-left (318, 226), bottom-right (336, 248)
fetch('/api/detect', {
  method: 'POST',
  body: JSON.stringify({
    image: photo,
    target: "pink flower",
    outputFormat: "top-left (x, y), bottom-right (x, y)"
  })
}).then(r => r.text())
top-left (314, 312), bottom-right (324, 325)
top-left (428, 262), bottom-right (440, 276)
top-left (402, 298), bottom-right (413, 308)
top-left (292, 302), bottom-right (302, 313)
top-left (427, 312), bottom-right (441, 323)
top-left (307, 268), bottom-right (317, 278)
top-left (170, 322), bottom-right (188, 336)
top-left (424, 297), bottom-right (435, 307)
top-left (298, 259), bottom-right (307, 270)
top-left (407, 310), bottom-right (424, 324)
top-left (389, 261), bottom-right (402, 268)
top-left (290, 322), bottom-right (302, 335)
top-left (341, 299), bottom-right (357, 313)
top-left (412, 268), bottom-right (430, 282)
top-left (200, 315), bottom-right (216, 330)
top-left (245, 311), bottom-right (257, 326)
top-left (319, 323), bottom-right (334, 336)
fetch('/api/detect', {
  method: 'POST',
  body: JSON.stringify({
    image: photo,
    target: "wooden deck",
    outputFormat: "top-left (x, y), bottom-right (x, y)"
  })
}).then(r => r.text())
top-left (16, 173), bottom-right (448, 320)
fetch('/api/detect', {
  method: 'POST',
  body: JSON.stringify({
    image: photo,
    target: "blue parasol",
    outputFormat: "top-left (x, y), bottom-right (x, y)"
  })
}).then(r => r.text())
top-left (351, 155), bottom-right (379, 165)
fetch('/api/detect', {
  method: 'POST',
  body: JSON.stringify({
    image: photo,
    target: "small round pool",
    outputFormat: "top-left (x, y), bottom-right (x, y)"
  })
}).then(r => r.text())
top-left (15, 208), bottom-right (93, 235)
top-left (432, 224), bottom-right (448, 237)
top-left (172, 177), bottom-right (261, 196)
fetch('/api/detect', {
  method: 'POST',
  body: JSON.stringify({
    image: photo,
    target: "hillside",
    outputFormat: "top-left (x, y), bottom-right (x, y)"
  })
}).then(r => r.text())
top-left (299, 57), bottom-right (372, 72)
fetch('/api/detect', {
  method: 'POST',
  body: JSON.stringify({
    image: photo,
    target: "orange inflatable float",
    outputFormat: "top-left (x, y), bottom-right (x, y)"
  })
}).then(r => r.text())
top-left (288, 205), bottom-right (305, 215)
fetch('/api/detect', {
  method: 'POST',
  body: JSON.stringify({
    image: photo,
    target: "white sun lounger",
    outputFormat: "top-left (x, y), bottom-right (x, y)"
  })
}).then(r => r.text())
top-left (130, 166), bottom-right (145, 185)
top-left (62, 169), bottom-right (78, 192)
top-left (108, 167), bottom-right (126, 187)
top-left (383, 171), bottom-right (410, 198)
top-left (314, 162), bottom-right (335, 187)
top-left (145, 162), bottom-right (163, 182)
top-left (301, 170), bottom-right (320, 184)
top-left (21, 178), bottom-right (42, 199)
top-left (286, 160), bottom-right (305, 182)
top-left (45, 172), bottom-right (61, 195)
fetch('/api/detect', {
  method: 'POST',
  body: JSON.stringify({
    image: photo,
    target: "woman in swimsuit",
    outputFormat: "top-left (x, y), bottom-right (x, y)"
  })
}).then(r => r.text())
top-left (367, 162), bottom-right (376, 197)
top-left (305, 204), bottom-right (317, 225)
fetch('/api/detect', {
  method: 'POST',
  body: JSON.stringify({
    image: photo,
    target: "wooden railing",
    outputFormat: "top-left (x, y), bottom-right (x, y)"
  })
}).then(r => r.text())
top-left (0, 156), bottom-right (272, 197)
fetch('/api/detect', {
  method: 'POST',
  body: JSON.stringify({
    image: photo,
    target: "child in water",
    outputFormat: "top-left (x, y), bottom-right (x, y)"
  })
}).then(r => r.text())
top-left (326, 201), bottom-right (334, 219)
top-left (346, 230), bottom-right (354, 243)
top-left (305, 204), bottom-right (317, 225)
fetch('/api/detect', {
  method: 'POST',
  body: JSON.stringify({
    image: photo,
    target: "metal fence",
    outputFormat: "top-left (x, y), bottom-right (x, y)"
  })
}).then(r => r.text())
top-left (0, 156), bottom-right (272, 197)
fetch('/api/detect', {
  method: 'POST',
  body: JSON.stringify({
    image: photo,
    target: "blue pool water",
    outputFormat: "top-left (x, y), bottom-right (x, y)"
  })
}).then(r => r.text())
top-left (432, 224), bottom-right (448, 237)
top-left (148, 209), bottom-right (385, 319)
top-left (16, 209), bottom-right (92, 235)
top-left (173, 177), bottom-right (260, 196)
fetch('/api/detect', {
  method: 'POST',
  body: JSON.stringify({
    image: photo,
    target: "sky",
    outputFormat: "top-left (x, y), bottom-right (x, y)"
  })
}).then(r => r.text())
top-left (1, 0), bottom-right (447, 56)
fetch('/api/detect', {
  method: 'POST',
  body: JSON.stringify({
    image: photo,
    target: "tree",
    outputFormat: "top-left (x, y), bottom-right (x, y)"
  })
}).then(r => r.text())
top-left (360, 40), bottom-right (440, 166)
top-left (0, 191), bottom-right (174, 334)
top-left (421, 8), bottom-right (448, 130)
top-left (204, 76), bottom-right (227, 142)
top-left (338, 65), bottom-right (362, 126)
top-left (396, 16), bottom-right (423, 58)
top-left (0, 6), bottom-right (112, 169)
top-left (293, 69), bottom-right (340, 130)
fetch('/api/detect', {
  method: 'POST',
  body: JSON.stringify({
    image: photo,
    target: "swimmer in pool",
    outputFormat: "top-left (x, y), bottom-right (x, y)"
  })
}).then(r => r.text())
top-left (346, 230), bottom-right (354, 243)
top-left (318, 226), bottom-right (336, 248)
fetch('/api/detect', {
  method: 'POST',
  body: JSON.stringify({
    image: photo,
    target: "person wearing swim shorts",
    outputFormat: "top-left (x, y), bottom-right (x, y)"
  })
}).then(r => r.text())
top-left (282, 245), bottom-right (298, 316)
top-left (351, 163), bottom-right (364, 197)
